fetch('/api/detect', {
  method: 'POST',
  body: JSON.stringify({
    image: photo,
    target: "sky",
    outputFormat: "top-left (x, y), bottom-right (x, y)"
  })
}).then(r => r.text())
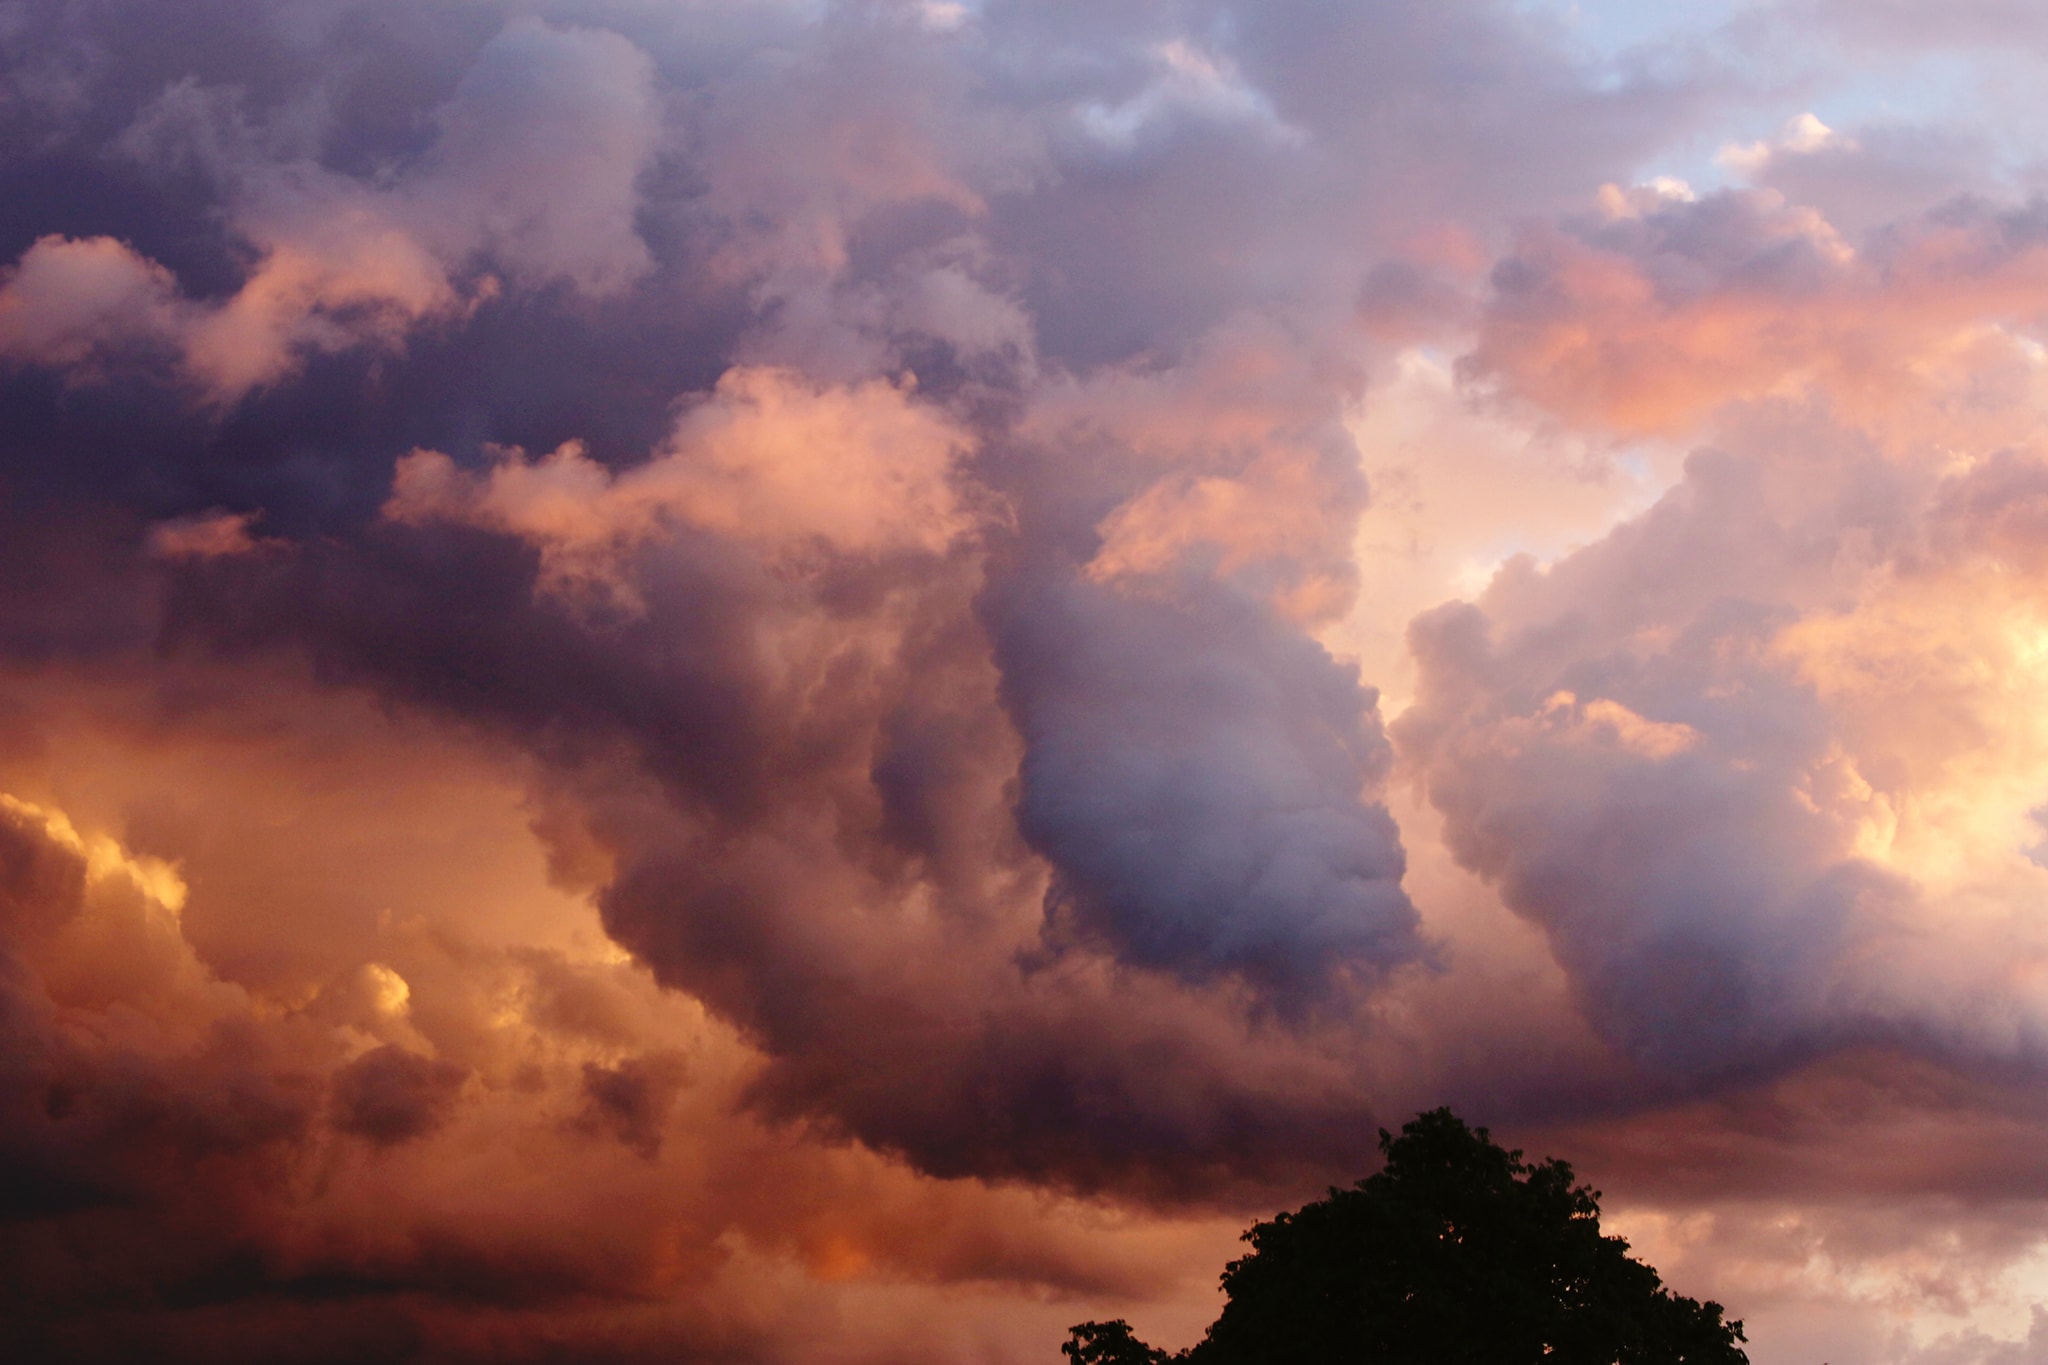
top-left (10, 1), bottom-right (2048, 1361)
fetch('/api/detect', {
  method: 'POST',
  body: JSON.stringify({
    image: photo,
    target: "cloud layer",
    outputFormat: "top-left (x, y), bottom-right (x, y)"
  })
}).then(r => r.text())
top-left (10, 1), bottom-right (2048, 1362)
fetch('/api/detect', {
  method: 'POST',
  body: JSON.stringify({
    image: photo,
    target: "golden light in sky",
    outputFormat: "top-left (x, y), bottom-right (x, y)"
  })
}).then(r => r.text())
top-left (9, 3), bottom-right (2048, 1362)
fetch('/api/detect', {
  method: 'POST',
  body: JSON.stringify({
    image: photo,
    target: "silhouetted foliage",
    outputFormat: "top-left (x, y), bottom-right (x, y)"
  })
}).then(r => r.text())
top-left (1066, 1108), bottom-right (1748, 1365)
top-left (1062, 1318), bottom-right (1170, 1365)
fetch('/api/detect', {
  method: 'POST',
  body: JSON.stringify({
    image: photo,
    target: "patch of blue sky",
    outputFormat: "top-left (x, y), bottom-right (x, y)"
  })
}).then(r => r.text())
top-left (1513, 0), bottom-right (1745, 63)
top-left (1675, 43), bottom-right (2033, 195)
top-left (1515, 0), bottom-right (1736, 73)
top-left (1539, 1), bottom-right (2045, 202)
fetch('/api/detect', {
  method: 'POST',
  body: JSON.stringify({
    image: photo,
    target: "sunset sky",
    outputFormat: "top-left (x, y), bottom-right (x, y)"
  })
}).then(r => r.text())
top-left (10, 2), bottom-right (2048, 1361)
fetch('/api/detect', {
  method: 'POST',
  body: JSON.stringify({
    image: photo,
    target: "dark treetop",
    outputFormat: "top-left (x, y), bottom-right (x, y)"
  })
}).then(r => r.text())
top-left (1065, 1108), bottom-right (1748, 1365)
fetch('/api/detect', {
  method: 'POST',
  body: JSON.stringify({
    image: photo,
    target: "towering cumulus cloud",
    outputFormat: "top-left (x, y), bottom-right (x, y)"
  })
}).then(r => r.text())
top-left (11, 1), bottom-right (2048, 1362)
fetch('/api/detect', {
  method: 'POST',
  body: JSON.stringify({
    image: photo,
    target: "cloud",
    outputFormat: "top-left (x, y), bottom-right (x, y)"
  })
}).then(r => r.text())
top-left (988, 568), bottom-right (1420, 996)
top-left (147, 509), bottom-right (267, 560)
top-left (0, 233), bottom-right (185, 370)
top-left (1464, 186), bottom-right (2048, 438)
top-left (0, 16), bottom-right (661, 403)
top-left (1716, 113), bottom-right (1992, 237)
top-left (0, 675), bottom-right (1240, 1362)
top-left (17, 2), bottom-right (2048, 1362)
top-left (412, 18), bottom-right (658, 296)
top-left (331, 1043), bottom-right (468, 1146)
top-left (1396, 382), bottom-right (2048, 1088)
top-left (385, 365), bottom-right (975, 587)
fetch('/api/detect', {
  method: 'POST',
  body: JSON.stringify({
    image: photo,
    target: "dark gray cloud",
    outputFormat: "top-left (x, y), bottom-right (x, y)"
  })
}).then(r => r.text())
top-left (989, 568), bottom-right (1419, 995)
top-left (331, 1043), bottom-right (468, 1146)
top-left (0, 0), bottom-right (1928, 1185)
top-left (19, 1), bottom-right (2048, 1361)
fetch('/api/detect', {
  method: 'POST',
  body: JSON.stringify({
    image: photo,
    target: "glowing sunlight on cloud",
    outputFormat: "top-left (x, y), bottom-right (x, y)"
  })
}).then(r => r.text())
top-left (12, 2), bottom-right (2048, 1362)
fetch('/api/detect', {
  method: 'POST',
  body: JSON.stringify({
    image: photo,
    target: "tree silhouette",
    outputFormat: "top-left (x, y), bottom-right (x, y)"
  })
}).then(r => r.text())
top-left (1065, 1108), bottom-right (1748, 1365)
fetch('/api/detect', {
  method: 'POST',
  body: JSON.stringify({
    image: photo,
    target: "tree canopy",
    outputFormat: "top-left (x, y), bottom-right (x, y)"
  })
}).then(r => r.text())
top-left (1064, 1108), bottom-right (1748, 1365)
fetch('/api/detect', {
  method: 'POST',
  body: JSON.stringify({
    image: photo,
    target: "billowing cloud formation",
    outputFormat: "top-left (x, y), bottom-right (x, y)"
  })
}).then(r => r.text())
top-left (993, 569), bottom-right (1417, 993)
top-left (0, 14), bottom-right (656, 401)
top-left (13, 1), bottom-right (2048, 1362)
top-left (1412, 178), bottom-right (2048, 1094)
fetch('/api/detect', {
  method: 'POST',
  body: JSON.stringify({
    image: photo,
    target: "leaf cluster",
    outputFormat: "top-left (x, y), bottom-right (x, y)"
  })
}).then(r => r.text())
top-left (1065, 1108), bottom-right (1748, 1365)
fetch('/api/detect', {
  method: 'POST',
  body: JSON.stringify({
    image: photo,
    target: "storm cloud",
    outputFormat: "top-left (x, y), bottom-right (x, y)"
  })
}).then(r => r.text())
top-left (10, 1), bottom-right (2048, 1362)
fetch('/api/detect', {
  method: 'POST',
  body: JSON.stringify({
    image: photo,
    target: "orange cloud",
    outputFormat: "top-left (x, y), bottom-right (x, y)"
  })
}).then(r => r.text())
top-left (1465, 188), bottom-right (2048, 440)
top-left (386, 366), bottom-right (974, 602)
